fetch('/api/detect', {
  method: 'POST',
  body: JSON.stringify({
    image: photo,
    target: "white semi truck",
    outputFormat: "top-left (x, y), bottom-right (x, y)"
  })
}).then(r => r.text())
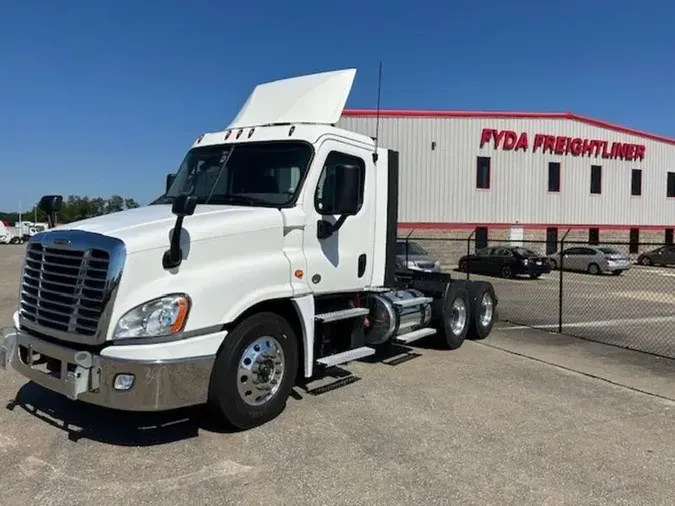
top-left (0, 69), bottom-right (498, 430)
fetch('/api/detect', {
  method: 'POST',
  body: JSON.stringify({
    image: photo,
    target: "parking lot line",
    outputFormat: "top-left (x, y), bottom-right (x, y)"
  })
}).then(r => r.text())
top-left (502, 315), bottom-right (675, 331)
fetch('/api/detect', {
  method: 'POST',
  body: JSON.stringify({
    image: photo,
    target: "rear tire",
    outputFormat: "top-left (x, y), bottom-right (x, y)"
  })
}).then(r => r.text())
top-left (588, 263), bottom-right (600, 275)
top-left (459, 260), bottom-right (468, 273)
top-left (467, 282), bottom-right (496, 340)
top-left (549, 259), bottom-right (557, 270)
top-left (639, 256), bottom-right (652, 266)
top-left (207, 312), bottom-right (299, 431)
top-left (438, 282), bottom-right (471, 349)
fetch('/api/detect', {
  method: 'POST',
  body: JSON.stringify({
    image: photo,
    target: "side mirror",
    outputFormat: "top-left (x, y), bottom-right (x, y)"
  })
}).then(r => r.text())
top-left (166, 173), bottom-right (176, 194)
top-left (171, 194), bottom-right (197, 217)
top-left (163, 194), bottom-right (197, 270)
top-left (38, 195), bottom-right (63, 214)
top-left (38, 195), bottom-right (63, 228)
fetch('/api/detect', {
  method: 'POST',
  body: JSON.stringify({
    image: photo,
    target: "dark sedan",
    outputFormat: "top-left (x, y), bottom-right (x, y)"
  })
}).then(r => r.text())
top-left (637, 245), bottom-right (675, 267)
top-left (458, 246), bottom-right (551, 279)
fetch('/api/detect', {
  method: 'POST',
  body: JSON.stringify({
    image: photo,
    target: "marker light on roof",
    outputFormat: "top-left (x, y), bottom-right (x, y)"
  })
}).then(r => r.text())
top-left (224, 130), bottom-right (232, 140)
top-left (196, 134), bottom-right (204, 144)
top-left (236, 129), bottom-right (243, 139)
top-left (288, 126), bottom-right (295, 137)
top-left (248, 128), bottom-right (255, 138)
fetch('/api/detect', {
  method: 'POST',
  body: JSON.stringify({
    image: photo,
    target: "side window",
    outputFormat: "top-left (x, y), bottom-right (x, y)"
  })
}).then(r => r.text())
top-left (565, 247), bottom-right (582, 255)
top-left (315, 151), bottom-right (365, 214)
top-left (580, 248), bottom-right (596, 255)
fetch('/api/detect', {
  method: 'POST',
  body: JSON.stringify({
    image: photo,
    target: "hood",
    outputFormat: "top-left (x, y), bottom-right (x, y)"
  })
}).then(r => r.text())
top-left (50, 204), bottom-right (282, 254)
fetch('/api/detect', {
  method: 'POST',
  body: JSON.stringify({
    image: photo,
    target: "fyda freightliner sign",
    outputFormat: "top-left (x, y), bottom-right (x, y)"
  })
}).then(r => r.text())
top-left (479, 128), bottom-right (646, 161)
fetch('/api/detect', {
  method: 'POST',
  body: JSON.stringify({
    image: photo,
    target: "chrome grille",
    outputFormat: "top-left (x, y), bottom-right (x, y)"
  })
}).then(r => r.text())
top-left (18, 230), bottom-right (126, 345)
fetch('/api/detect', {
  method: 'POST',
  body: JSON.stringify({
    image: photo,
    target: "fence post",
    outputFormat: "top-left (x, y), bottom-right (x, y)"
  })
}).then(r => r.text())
top-left (466, 229), bottom-right (475, 280)
top-left (404, 229), bottom-right (415, 270)
top-left (558, 228), bottom-right (571, 333)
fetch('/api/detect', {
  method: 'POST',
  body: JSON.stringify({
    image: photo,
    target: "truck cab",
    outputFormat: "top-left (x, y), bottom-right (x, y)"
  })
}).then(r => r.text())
top-left (0, 69), bottom-right (498, 430)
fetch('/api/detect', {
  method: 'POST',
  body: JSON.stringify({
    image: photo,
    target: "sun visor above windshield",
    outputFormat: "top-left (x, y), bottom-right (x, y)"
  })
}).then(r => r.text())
top-left (227, 68), bottom-right (357, 129)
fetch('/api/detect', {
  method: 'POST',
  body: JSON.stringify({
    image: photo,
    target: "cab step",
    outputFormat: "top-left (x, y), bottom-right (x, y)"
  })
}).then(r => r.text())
top-left (315, 307), bottom-right (370, 323)
top-left (392, 296), bottom-right (433, 309)
top-left (316, 346), bottom-right (375, 368)
top-left (394, 327), bottom-right (437, 344)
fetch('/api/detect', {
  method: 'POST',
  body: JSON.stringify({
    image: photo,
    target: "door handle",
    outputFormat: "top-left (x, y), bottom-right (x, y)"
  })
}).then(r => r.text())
top-left (358, 254), bottom-right (366, 278)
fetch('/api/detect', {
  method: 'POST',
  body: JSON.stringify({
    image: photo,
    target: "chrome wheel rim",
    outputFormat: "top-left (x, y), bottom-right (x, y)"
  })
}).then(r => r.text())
top-left (450, 298), bottom-right (468, 335)
top-left (237, 336), bottom-right (285, 407)
top-left (479, 292), bottom-right (494, 327)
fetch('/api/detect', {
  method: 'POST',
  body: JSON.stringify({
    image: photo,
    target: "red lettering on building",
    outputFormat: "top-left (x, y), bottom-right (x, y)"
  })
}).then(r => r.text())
top-left (479, 128), bottom-right (646, 161)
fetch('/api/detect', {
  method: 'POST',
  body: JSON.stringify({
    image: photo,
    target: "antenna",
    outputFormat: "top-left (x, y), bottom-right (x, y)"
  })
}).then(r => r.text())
top-left (373, 61), bottom-right (382, 163)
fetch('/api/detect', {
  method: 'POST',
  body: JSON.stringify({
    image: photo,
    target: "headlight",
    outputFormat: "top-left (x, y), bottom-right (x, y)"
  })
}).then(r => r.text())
top-left (522, 259), bottom-right (529, 266)
top-left (113, 294), bottom-right (190, 339)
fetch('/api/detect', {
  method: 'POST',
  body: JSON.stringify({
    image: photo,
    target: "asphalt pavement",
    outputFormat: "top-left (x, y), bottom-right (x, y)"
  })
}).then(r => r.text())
top-left (0, 244), bottom-right (674, 506)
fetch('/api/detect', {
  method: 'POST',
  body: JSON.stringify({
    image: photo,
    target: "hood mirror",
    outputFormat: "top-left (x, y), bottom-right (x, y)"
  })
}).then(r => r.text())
top-left (163, 194), bottom-right (197, 269)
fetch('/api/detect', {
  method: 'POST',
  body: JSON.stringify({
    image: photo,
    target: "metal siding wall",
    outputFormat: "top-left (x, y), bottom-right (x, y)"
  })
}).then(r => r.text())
top-left (338, 116), bottom-right (675, 226)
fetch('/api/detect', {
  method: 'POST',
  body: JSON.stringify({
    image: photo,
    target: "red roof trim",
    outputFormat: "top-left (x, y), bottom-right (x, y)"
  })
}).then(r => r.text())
top-left (342, 109), bottom-right (675, 146)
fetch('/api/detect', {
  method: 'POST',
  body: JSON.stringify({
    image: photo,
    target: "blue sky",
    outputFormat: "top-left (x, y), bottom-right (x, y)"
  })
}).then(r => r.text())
top-left (1, 0), bottom-right (674, 211)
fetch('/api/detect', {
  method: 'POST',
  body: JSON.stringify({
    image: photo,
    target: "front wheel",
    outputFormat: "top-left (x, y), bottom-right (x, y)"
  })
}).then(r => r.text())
top-left (208, 312), bottom-right (299, 430)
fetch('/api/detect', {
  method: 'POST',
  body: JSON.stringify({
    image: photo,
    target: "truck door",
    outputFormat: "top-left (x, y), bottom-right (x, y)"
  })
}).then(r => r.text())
top-left (302, 140), bottom-right (376, 294)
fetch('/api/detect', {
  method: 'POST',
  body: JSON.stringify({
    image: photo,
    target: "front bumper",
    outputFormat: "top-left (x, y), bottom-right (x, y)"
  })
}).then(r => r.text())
top-left (0, 327), bottom-right (215, 412)
top-left (604, 262), bottom-right (631, 272)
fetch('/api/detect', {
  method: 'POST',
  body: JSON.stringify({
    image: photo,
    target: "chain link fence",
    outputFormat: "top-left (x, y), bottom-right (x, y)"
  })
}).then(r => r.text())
top-left (398, 234), bottom-right (675, 359)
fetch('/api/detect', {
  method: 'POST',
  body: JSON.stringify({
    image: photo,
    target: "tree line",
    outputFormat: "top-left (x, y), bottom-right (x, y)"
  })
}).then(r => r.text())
top-left (0, 195), bottom-right (141, 225)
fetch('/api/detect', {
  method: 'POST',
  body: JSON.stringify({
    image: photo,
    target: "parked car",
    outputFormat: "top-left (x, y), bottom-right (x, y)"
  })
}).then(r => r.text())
top-left (636, 245), bottom-right (675, 267)
top-left (458, 245), bottom-right (551, 279)
top-left (547, 246), bottom-right (630, 275)
top-left (396, 240), bottom-right (442, 272)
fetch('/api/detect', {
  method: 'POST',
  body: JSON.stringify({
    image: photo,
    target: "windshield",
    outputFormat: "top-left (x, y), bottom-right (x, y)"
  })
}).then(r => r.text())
top-left (514, 247), bottom-right (537, 257)
top-left (155, 141), bottom-right (313, 207)
top-left (396, 241), bottom-right (428, 255)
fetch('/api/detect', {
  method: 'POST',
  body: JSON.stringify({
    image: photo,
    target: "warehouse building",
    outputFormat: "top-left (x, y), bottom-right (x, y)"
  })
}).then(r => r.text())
top-left (338, 110), bottom-right (675, 256)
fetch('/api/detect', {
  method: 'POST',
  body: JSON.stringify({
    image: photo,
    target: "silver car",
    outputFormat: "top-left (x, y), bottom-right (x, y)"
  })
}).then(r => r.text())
top-left (396, 240), bottom-right (442, 272)
top-left (547, 245), bottom-right (631, 275)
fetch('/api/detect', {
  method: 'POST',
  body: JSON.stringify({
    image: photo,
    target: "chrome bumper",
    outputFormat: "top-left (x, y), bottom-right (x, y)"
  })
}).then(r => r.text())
top-left (0, 327), bottom-right (215, 412)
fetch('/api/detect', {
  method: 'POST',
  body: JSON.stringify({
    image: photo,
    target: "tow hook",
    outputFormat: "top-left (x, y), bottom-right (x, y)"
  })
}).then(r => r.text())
top-left (0, 327), bottom-right (18, 370)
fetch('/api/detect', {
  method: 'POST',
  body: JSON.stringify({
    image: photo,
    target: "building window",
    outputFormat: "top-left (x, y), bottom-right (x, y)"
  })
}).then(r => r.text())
top-left (588, 228), bottom-right (600, 245)
top-left (631, 169), bottom-right (642, 196)
top-left (548, 162), bottom-right (560, 192)
top-left (475, 226), bottom-right (488, 250)
top-left (476, 157), bottom-right (491, 189)
top-left (666, 228), bottom-right (674, 245)
top-left (668, 172), bottom-right (675, 198)
top-left (590, 165), bottom-right (602, 194)
top-left (546, 227), bottom-right (558, 255)
top-left (629, 228), bottom-right (640, 254)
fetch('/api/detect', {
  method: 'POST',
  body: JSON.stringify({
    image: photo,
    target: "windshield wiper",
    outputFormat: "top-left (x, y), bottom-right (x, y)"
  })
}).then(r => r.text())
top-left (150, 195), bottom-right (174, 205)
top-left (209, 195), bottom-right (270, 206)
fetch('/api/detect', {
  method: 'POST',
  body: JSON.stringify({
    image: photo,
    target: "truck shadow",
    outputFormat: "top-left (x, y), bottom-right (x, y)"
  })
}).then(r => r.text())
top-left (5, 381), bottom-right (236, 446)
